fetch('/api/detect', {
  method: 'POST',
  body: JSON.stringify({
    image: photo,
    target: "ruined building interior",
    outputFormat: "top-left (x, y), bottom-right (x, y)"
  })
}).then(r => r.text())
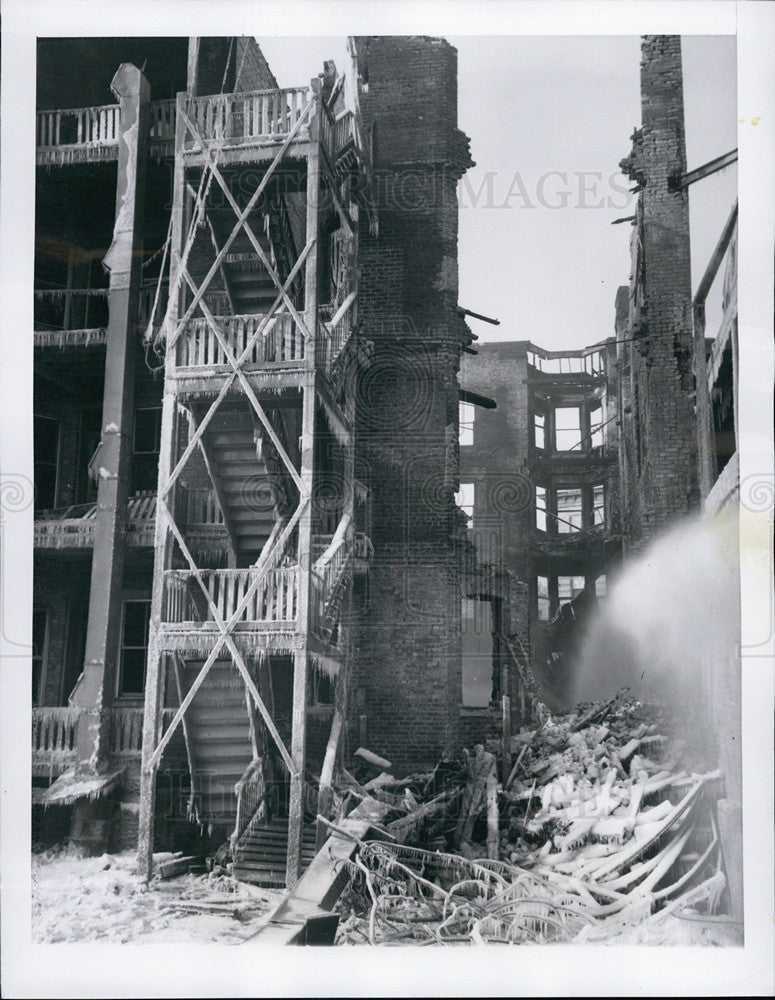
top-left (30, 34), bottom-right (742, 920)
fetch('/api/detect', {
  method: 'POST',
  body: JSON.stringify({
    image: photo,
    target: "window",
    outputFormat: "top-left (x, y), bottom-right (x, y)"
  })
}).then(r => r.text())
top-left (461, 598), bottom-right (494, 707)
top-left (534, 410), bottom-right (545, 450)
top-left (537, 576), bottom-right (550, 622)
top-left (554, 406), bottom-right (581, 452)
top-left (557, 575), bottom-right (586, 607)
top-left (711, 344), bottom-right (736, 478)
top-left (34, 415), bottom-right (60, 510)
top-left (133, 407), bottom-right (162, 492)
top-left (593, 485), bottom-right (605, 527)
top-left (556, 488), bottom-right (583, 533)
top-left (595, 575), bottom-right (607, 599)
top-left (309, 670), bottom-right (333, 706)
top-left (535, 486), bottom-right (547, 532)
top-left (32, 609), bottom-right (48, 706)
top-left (455, 482), bottom-right (475, 529)
top-left (590, 402), bottom-right (605, 448)
top-left (118, 600), bottom-right (151, 696)
top-left (459, 401), bottom-right (475, 446)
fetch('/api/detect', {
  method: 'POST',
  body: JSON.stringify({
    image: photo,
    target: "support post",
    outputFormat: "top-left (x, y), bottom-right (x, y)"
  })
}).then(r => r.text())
top-left (69, 64), bottom-right (149, 852)
top-left (138, 90), bottom-right (187, 879)
top-left (286, 81), bottom-right (321, 887)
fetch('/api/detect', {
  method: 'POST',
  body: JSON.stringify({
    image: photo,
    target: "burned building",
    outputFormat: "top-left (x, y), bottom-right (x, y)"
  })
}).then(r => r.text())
top-left (31, 34), bottom-right (516, 885)
top-left (459, 339), bottom-right (622, 711)
top-left (30, 31), bottom-right (742, 918)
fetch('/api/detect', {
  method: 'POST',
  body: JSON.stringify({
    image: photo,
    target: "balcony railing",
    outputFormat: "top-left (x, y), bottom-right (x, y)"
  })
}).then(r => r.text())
top-left (34, 288), bottom-right (109, 346)
top-left (36, 89), bottom-right (369, 169)
top-left (182, 87), bottom-right (310, 149)
top-left (175, 313), bottom-right (304, 371)
top-left (37, 104), bottom-right (120, 164)
top-left (316, 291), bottom-right (357, 371)
top-left (33, 706), bottom-right (178, 774)
top-left (37, 99), bottom-right (179, 166)
top-left (32, 707), bottom-right (80, 776)
top-left (35, 491), bottom-right (225, 550)
top-left (527, 346), bottom-right (607, 377)
top-left (163, 567), bottom-right (298, 626)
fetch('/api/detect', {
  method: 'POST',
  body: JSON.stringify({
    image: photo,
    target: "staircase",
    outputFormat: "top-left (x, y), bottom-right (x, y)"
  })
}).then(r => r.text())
top-left (202, 404), bottom-right (280, 565)
top-left (185, 663), bottom-right (254, 828)
top-left (232, 819), bottom-right (317, 886)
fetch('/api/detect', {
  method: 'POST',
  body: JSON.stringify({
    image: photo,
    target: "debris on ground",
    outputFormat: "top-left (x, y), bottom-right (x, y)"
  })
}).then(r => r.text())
top-left (333, 692), bottom-right (737, 945)
top-left (32, 847), bottom-right (281, 943)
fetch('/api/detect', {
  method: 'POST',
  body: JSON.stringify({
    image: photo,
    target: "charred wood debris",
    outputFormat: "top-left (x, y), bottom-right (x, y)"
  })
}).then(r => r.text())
top-left (326, 689), bottom-right (730, 945)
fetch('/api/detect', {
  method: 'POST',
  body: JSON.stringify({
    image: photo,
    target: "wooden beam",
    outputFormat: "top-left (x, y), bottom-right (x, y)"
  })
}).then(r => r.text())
top-left (138, 89), bottom-right (188, 881)
top-left (249, 797), bottom-right (390, 945)
top-left (677, 149), bottom-right (738, 190)
top-left (287, 84), bottom-right (321, 888)
top-left (316, 709), bottom-right (343, 849)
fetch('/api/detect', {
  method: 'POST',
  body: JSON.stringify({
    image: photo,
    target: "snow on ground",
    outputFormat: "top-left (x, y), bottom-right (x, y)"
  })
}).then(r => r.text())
top-left (32, 848), bottom-right (282, 944)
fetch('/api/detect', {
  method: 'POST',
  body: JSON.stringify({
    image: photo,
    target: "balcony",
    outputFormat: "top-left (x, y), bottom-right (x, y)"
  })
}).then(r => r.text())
top-left (173, 313), bottom-right (304, 376)
top-left (36, 89), bottom-right (363, 169)
top-left (34, 288), bottom-right (109, 349)
top-left (34, 489), bottom-right (227, 553)
top-left (526, 342), bottom-right (609, 378)
top-left (33, 706), bottom-right (176, 778)
top-left (36, 99), bottom-right (176, 167)
top-left (160, 566), bottom-right (299, 654)
top-left (181, 88), bottom-right (311, 155)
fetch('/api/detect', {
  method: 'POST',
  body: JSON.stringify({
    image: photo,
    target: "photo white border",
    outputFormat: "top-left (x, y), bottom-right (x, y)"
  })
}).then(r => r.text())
top-left (1, 1), bottom-right (772, 996)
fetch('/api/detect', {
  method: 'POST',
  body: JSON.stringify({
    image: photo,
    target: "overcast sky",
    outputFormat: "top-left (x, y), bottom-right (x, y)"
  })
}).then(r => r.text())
top-left (258, 34), bottom-right (737, 350)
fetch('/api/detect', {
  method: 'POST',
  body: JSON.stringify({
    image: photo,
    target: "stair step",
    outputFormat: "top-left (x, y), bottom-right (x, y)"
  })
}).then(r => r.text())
top-left (187, 723), bottom-right (252, 741)
top-left (189, 693), bottom-right (249, 710)
top-left (215, 462), bottom-right (268, 479)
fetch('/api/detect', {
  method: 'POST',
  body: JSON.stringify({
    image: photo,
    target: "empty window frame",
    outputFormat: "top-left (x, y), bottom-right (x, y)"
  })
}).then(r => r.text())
top-left (556, 488), bottom-right (583, 533)
top-left (533, 409), bottom-right (545, 450)
top-left (133, 407), bottom-right (162, 493)
top-left (118, 600), bottom-right (150, 696)
top-left (590, 401), bottom-right (605, 448)
top-left (34, 414), bottom-right (60, 510)
top-left (595, 574), bottom-right (607, 599)
top-left (32, 608), bottom-right (48, 706)
top-left (554, 406), bottom-right (581, 451)
top-left (593, 485), bottom-right (605, 527)
top-left (537, 576), bottom-right (550, 622)
top-left (455, 482), bottom-right (475, 529)
top-left (535, 485), bottom-right (547, 532)
top-left (461, 597), bottom-right (494, 707)
top-left (557, 575), bottom-right (586, 607)
top-left (459, 401), bottom-right (475, 447)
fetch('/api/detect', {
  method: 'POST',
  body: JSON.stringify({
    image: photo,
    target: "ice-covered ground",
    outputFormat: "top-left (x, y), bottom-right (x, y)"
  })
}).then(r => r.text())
top-left (32, 848), bottom-right (282, 944)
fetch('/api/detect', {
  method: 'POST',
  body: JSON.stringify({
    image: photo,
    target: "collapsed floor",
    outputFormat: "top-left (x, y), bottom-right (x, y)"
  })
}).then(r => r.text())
top-left (327, 691), bottom-right (741, 946)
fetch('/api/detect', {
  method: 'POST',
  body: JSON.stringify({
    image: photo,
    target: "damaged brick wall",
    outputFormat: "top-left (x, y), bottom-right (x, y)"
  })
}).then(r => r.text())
top-left (352, 37), bottom-right (473, 771)
top-left (618, 35), bottom-right (698, 550)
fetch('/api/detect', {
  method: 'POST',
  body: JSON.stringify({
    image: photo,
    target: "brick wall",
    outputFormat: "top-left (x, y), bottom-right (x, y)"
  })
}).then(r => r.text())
top-left (618, 35), bottom-right (698, 550)
top-left (352, 36), bottom-right (473, 772)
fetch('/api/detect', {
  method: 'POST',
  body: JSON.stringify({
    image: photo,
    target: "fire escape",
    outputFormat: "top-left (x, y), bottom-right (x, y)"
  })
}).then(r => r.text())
top-left (138, 68), bottom-right (375, 886)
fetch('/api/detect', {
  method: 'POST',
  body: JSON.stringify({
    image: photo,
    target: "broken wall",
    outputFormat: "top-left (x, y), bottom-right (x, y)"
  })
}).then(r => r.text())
top-left (352, 36), bottom-right (473, 771)
top-left (618, 35), bottom-right (698, 550)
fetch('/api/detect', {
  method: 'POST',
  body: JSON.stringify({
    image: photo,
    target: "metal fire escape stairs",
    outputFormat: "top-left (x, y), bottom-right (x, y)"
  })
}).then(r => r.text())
top-left (139, 68), bottom-right (370, 888)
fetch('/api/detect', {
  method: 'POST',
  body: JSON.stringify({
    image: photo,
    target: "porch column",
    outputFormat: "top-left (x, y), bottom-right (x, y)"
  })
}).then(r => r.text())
top-left (70, 65), bottom-right (149, 844)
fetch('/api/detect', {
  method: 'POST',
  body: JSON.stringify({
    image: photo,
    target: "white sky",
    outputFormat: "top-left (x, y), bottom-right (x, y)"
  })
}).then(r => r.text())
top-left (258, 34), bottom-right (736, 350)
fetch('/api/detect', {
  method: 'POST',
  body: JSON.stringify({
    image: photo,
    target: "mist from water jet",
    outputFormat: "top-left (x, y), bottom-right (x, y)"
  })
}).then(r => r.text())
top-left (573, 508), bottom-right (740, 767)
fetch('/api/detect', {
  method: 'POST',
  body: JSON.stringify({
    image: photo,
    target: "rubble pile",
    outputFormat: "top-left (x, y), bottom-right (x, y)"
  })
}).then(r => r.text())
top-left (333, 691), bottom-right (729, 945)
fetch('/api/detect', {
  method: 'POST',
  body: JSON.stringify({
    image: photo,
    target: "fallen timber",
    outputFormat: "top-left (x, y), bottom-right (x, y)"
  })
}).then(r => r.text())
top-left (234, 695), bottom-right (731, 944)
